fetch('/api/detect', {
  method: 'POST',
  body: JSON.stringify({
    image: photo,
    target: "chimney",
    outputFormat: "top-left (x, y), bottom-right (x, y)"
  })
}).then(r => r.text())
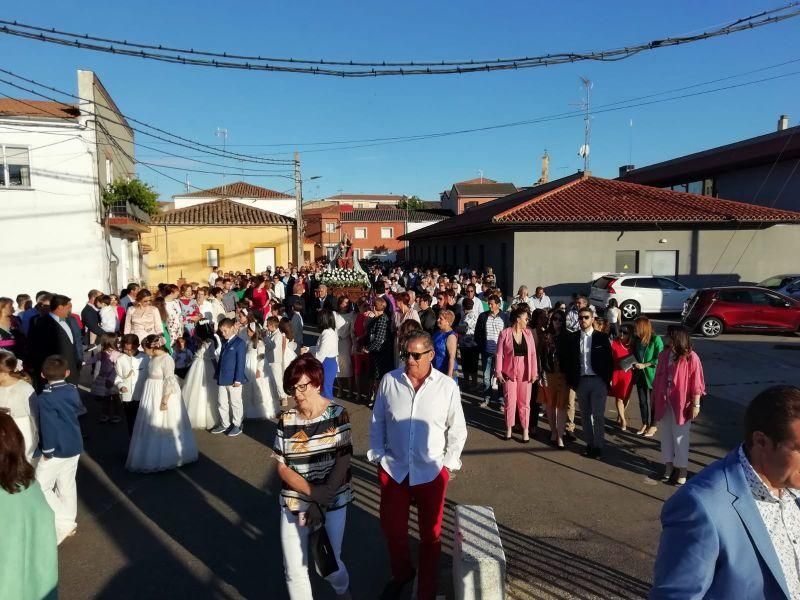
top-left (618, 164), bottom-right (635, 178)
top-left (778, 114), bottom-right (790, 131)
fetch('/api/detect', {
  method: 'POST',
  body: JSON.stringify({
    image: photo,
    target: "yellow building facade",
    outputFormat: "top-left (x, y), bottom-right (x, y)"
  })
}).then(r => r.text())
top-left (143, 198), bottom-right (299, 283)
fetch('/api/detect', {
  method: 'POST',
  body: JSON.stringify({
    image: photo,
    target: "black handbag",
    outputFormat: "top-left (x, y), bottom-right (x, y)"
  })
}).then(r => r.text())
top-left (309, 505), bottom-right (339, 578)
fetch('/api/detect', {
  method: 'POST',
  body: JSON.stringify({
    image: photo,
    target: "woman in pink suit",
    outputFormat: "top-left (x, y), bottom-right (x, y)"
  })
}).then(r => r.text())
top-left (495, 306), bottom-right (538, 443)
top-left (652, 325), bottom-right (706, 486)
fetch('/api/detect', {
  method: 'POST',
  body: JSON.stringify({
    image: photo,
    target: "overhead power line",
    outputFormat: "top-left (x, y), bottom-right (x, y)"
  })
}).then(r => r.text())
top-left (1, 4), bottom-right (798, 76)
top-left (0, 67), bottom-right (293, 165)
top-left (0, 72), bottom-right (294, 170)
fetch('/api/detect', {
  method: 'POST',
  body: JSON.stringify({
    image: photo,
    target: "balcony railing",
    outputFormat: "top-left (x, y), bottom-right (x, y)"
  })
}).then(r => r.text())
top-left (106, 201), bottom-right (151, 232)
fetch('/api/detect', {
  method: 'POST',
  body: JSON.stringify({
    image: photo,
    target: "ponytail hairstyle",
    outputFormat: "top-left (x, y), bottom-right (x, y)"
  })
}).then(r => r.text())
top-left (0, 350), bottom-right (30, 383)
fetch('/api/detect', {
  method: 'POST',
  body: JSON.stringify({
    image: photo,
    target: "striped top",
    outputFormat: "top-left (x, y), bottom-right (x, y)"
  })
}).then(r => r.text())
top-left (272, 402), bottom-right (353, 512)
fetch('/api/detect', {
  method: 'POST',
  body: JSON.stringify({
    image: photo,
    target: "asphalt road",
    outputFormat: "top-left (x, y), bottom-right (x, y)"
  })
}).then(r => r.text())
top-left (57, 325), bottom-right (800, 600)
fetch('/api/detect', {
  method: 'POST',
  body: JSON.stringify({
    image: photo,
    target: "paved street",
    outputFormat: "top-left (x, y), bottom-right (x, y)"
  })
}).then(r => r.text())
top-left (58, 327), bottom-right (800, 600)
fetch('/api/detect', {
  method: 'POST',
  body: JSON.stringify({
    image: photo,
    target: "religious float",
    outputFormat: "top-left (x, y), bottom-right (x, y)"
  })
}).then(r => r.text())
top-left (318, 235), bottom-right (371, 301)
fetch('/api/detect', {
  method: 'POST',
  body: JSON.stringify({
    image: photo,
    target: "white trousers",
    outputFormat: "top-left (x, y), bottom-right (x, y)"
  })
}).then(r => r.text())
top-left (36, 454), bottom-right (80, 544)
top-left (217, 385), bottom-right (243, 428)
top-left (659, 408), bottom-right (692, 468)
top-left (280, 507), bottom-right (349, 599)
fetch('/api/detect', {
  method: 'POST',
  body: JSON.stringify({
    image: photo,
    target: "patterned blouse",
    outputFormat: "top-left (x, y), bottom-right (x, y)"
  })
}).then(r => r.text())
top-left (738, 445), bottom-right (800, 599)
top-left (273, 402), bottom-right (353, 513)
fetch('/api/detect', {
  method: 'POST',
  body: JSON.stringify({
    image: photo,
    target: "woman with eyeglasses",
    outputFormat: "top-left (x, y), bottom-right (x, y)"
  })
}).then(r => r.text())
top-left (610, 323), bottom-right (636, 431)
top-left (495, 306), bottom-right (538, 442)
top-left (433, 309), bottom-right (459, 380)
top-left (540, 310), bottom-right (569, 448)
top-left (273, 354), bottom-right (353, 599)
top-left (123, 289), bottom-right (161, 341)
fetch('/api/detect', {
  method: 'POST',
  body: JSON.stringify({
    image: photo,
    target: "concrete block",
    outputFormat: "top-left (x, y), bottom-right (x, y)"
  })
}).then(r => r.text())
top-left (453, 505), bottom-right (506, 600)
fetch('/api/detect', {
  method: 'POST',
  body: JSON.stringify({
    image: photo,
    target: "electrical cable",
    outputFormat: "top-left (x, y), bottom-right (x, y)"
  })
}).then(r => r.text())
top-left (0, 68), bottom-right (294, 165)
top-left (0, 4), bottom-right (798, 76)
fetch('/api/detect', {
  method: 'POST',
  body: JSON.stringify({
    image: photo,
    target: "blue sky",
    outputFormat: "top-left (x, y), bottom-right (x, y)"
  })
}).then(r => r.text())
top-left (3, 1), bottom-right (799, 201)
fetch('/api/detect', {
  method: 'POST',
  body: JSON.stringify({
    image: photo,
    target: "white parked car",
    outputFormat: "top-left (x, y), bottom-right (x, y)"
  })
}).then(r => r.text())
top-left (757, 273), bottom-right (800, 299)
top-left (589, 273), bottom-right (694, 320)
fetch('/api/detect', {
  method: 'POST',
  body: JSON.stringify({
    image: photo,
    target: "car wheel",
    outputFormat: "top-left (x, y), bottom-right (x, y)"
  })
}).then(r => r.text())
top-left (700, 317), bottom-right (723, 338)
top-left (619, 300), bottom-right (640, 320)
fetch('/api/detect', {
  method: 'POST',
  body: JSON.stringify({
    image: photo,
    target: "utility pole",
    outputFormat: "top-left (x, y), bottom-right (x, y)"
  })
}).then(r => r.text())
top-left (578, 77), bottom-right (592, 173)
top-left (294, 152), bottom-right (304, 266)
top-left (216, 127), bottom-right (228, 194)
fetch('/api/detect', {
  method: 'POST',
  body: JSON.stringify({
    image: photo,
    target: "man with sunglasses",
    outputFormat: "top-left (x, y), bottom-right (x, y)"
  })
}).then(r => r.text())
top-left (651, 386), bottom-right (800, 599)
top-left (564, 307), bottom-right (613, 458)
top-left (368, 331), bottom-right (467, 600)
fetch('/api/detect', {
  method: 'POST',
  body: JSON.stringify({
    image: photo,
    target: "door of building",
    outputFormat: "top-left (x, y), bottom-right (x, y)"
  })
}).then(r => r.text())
top-left (253, 247), bottom-right (276, 273)
top-left (644, 250), bottom-right (678, 276)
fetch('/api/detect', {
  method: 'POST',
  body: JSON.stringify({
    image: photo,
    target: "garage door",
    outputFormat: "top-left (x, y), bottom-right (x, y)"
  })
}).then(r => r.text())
top-left (644, 250), bottom-right (677, 276)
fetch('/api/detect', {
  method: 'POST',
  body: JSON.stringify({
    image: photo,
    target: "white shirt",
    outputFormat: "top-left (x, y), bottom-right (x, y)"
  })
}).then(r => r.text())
top-left (272, 280), bottom-right (286, 301)
top-left (114, 352), bottom-right (148, 403)
top-left (197, 300), bottom-right (214, 322)
top-left (99, 305), bottom-right (118, 333)
top-left (738, 446), bottom-right (800, 599)
top-left (208, 271), bottom-right (219, 287)
top-left (310, 328), bottom-right (338, 360)
top-left (579, 328), bottom-right (596, 376)
top-left (50, 312), bottom-right (73, 344)
top-left (531, 294), bottom-right (552, 310)
top-left (368, 367), bottom-right (467, 485)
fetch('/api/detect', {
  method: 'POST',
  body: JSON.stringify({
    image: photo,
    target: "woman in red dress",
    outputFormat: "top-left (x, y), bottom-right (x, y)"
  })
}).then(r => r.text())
top-left (610, 323), bottom-right (636, 431)
top-left (250, 277), bottom-right (269, 315)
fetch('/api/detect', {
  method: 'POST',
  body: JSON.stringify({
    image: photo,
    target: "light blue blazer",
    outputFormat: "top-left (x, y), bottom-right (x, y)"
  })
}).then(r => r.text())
top-left (651, 447), bottom-right (794, 599)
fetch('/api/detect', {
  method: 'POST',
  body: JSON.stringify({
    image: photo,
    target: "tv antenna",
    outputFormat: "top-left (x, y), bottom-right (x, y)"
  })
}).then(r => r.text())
top-left (576, 77), bottom-right (592, 173)
top-left (215, 127), bottom-right (228, 193)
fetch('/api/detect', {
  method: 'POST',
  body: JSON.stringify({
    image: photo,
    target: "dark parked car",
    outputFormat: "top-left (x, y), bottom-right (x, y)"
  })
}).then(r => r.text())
top-left (682, 286), bottom-right (800, 338)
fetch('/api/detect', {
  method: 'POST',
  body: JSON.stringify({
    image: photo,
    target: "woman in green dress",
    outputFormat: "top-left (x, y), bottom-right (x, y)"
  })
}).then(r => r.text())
top-left (0, 411), bottom-right (58, 600)
top-left (633, 316), bottom-right (664, 437)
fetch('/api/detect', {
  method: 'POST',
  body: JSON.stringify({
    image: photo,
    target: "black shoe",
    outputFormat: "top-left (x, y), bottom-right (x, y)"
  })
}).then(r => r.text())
top-left (565, 431), bottom-right (577, 442)
top-left (581, 446), bottom-right (596, 458)
top-left (379, 571), bottom-right (416, 600)
top-left (594, 450), bottom-right (604, 460)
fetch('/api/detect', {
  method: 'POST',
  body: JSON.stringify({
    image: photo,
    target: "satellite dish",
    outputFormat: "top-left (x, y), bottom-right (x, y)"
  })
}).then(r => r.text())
top-left (579, 144), bottom-right (590, 158)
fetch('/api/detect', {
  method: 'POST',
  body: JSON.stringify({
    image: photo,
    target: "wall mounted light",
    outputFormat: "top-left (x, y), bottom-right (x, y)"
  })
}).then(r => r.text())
top-left (658, 238), bottom-right (668, 244)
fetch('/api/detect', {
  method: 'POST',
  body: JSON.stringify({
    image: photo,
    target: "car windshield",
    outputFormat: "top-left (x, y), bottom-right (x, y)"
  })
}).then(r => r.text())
top-left (758, 275), bottom-right (797, 289)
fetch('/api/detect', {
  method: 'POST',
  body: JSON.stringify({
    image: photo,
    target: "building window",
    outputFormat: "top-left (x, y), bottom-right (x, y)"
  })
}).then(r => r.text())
top-left (105, 157), bottom-right (114, 184)
top-left (362, 249), bottom-right (373, 258)
top-left (206, 248), bottom-right (220, 267)
top-left (1, 145), bottom-right (31, 188)
top-left (464, 201), bottom-right (479, 211)
top-left (325, 222), bottom-right (336, 233)
top-left (354, 227), bottom-right (367, 239)
top-left (615, 250), bottom-right (638, 273)
top-left (702, 178), bottom-right (715, 196)
top-left (380, 227), bottom-right (394, 239)
top-left (687, 180), bottom-right (702, 195)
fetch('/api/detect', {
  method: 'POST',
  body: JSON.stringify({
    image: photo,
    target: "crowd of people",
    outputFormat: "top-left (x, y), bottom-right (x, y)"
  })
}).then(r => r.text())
top-left (1, 259), bottom-right (797, 600)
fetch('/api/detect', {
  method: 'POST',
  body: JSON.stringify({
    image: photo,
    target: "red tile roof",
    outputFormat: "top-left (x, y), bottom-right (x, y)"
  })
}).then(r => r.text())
top-left (327, 193), bottom-right (404, 202)
top-left (405, 173), bottom-right (800, 239)
top-left (454, 177), bottom-right (498, 185)
top-left (0, 99), bottom-right (80, 120)
top-left (175, 181), bottom-right (293, 200)
top-left (152, 198), bottom-right (294, 226)
top-left (452, 182), bottom-right (517, 196)
top-left (341, 208), bottom-right (451, 223)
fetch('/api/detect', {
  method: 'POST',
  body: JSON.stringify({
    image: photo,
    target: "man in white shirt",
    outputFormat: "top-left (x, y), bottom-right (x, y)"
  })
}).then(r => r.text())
top-left (368, 331), bottom-right (467, 600)
top-left (271, 274), bottom-right (285, 302)
top-left (530, 286), bottom-right (552, 310)
top-left (208, 266), bottom-right (220, 288)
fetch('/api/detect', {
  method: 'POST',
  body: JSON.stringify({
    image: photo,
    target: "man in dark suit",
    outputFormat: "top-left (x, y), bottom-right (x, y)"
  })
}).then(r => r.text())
top-left (564, 307), bottom-right (613, 458)
top-left (210, 318), bottom-right (248, 437)
top-left (308, 284), bottom-right (335, 325)
top-left (29, 294), bottom-right (83, 389)
top-left (80, 289), bottom-right (104, 348)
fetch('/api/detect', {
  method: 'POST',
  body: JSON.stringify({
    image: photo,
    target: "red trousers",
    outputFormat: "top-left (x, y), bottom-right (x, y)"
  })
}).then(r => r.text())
top-left (378, 466), bottom-right (449, 600)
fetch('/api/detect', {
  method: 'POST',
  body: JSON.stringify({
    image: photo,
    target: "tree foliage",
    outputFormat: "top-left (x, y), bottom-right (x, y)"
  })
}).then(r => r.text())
top-left (102, 178), bottom-right (160, 216)
top-left (397, 195), bottom-right (424, 210)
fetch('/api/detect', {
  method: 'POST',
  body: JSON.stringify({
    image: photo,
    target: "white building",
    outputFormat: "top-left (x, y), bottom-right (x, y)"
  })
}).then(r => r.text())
top-left (172, 181), bottom-right (296, 217)
top-left (0, 70), bottom-right (146, 304)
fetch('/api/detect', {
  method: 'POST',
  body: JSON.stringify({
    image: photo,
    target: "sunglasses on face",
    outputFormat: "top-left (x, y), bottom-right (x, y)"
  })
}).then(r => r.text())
top-left (401, 349), bottom-right (433, 361)
top-left (579, 315), bottom-right (592, 321)
top-left (284, 382), bottom-right (311, 396)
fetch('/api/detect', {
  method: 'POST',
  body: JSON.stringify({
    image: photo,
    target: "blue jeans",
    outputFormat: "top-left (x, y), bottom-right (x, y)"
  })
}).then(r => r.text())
top-left (481, 353), bottom-right (503, 406)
